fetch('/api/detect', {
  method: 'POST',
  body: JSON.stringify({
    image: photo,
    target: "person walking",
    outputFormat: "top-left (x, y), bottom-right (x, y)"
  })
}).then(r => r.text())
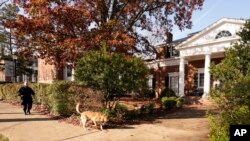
top-left (18, 81), bottom-right (35, 115)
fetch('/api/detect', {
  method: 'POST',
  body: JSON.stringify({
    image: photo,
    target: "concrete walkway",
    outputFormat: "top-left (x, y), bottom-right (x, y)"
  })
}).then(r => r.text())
top-left (0, 101), bottom-right (209, 141)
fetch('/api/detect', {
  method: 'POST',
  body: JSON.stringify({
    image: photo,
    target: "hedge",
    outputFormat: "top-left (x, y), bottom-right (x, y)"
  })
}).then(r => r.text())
top-left (0, 81), bottom-right (103, 116)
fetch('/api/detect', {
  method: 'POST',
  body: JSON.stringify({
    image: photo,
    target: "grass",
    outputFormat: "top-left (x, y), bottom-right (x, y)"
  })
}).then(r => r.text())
top-left (0, 134), bottom-right (9, 141)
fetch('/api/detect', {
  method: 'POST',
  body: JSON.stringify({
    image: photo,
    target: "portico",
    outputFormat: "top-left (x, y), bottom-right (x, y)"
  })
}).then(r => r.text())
top-left (176, 18), bottom-right (245, 97)
top-left (146, 18), bottom-right (245, 98)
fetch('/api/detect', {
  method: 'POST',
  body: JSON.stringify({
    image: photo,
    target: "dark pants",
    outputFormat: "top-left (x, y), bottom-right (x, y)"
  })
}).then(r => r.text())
top-left (22, 101), bottom-right (33, 114)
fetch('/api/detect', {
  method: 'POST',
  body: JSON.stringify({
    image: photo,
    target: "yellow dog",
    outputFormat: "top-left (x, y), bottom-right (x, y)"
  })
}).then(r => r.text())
top-left (76, 102), bottom-right (108, 130)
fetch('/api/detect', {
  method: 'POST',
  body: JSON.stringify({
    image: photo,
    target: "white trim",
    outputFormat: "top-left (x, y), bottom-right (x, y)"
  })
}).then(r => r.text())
top-left (168, 74), bottom-right (179, 94)
top-left (178, 37), bottom-right (239, 50)
top-left (178, 57), bottom-right (185, 97)
top-left (147, 75), bottom-right (154, 89)
top-left (168, 72), bottom-right (179, 76)
top-left (197, 68), bottom-right (204, 73)
top-left (63, 65), bottom-right (73, 81)
top-left (176, 18), bottom-right (245, 49)
top-left (203, 54), bottom-right (211, 98)
top-left (195, 68), bottom-right (205, 89)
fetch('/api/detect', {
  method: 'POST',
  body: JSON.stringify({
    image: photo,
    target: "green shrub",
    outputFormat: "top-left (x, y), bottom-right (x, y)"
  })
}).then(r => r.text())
top-left (33, 83), bottom-right (50, 107)
top-left (124, 109), bottom-right (140, 120)
top-left (103, 103), bottom-right (128, 119)
top-left (208, 106), bottom-right (250, 141)
top-left (161, 96), bottom-right (177, 109)
top-left (140, 102), bottom-right (154, 114)
top-left (159, 88), bottom-right (176, 100)
top-left (0, 81), bottom-right (105, 117)
top-left (47, 81), bottom-right (72, 116)
top-left (0, 133), bottom-right (9, 141)
top-left (114, 103), bottom-right (128, 118)
top-left (74, 50), bottom-right (149, 108)
top-left (176, 97), bottom-right (185, 108)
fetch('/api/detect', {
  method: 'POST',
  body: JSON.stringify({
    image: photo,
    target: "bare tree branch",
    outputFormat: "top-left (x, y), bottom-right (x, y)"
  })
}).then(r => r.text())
top-left (0, 0), bottom-right (8, 7)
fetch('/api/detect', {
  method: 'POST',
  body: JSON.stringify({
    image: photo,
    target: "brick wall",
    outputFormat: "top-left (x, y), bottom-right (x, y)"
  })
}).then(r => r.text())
top-left (151, 57), bottom-right (224, 97)
top-left (37, 58), bottom-right (65, 83)
top-left (37, 58), bottom-right (56, 83)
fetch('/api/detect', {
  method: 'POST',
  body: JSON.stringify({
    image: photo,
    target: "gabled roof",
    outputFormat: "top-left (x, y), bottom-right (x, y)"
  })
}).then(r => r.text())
top-left (155, 31), bottom-right (198, 48)
top-left (175, 18), bottom-right (246, 49)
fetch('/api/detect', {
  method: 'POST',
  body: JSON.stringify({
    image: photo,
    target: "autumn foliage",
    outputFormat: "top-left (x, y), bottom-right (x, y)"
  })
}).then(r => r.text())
top-left (4, 0), bottom-right (204, 66)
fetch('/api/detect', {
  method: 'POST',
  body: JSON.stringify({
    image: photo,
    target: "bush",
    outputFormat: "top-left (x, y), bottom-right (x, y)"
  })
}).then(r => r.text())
top-left (102, 103), bottom-right (129, 120)
top-left (0, 83), bottom-right (48, 103)
top-left (33, 83), bottom-right (50, 107)
top-left (0, 134), bottom-right (9, 141)
top-left (161, 96), bottom-right (177, 109)
top-left (74, 50), bottom-right (149, 108)
top-left (47, 81), bottom-right (72, 116)
top-left (176, 97), bottom-right (185, 108)
top-left (0, 83), bottom-right (21, 101)
top-left (208, 21), bottom-right (250, 141)
top-left (159, 88), bottom-right (176, 100)
top-left (140, 102), bottom-right (154, 114)
top-left (0, 81), bottom-right (106, 116)
top-left (208, 106), bottom-right (250, 141)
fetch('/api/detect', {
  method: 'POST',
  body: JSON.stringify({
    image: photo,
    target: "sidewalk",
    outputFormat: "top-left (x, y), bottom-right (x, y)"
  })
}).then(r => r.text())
top-left (0, 101), bottom-right (209, 141)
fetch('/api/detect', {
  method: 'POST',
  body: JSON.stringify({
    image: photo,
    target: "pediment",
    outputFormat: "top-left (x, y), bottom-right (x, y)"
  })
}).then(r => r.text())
top-left (176, 18), bottom-right (245, 49)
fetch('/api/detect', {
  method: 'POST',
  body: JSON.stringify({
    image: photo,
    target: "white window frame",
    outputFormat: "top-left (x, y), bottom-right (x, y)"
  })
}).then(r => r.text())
top-left (195, 68), bottom-right (204, 88)
top-left (64, 64), bottom-right (73, 81)
top-left (147, 75), bottom-right (153, 89)
top-left (168, 72), bottom-right (179, 94)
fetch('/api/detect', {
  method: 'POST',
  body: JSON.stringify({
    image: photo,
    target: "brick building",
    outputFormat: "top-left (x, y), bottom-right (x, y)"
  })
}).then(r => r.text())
top-left (37, 58), bottom-right (73, 83)
top-left (35, 18), bottom-right (245, 99)
top-left (147, 18), bottom-right (245, 98)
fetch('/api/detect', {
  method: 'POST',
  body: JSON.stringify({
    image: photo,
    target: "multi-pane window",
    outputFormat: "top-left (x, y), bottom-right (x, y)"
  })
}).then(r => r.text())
top-left (194, 69), bottom-right (204, 88)
top-left (215, 30), bottom-right (232, 39)
top-left (169, 76), bottom-right (179, 94)
top-left (166, 73), bottom-right (179, 94)
top-left (166, 46), bottom-right (179, 58)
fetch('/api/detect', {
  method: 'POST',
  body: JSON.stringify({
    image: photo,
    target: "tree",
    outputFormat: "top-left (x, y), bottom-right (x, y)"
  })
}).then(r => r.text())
top-left (0, 3), bottom-right (34, 80)
top-left (4, 0), bottom-right (204, 67)
top-left (209, 20), bottom-right (250, 141)
top-left (74, 49), bottom-right (149, 108)
top-left (0, 3), bottom-right (19, 56)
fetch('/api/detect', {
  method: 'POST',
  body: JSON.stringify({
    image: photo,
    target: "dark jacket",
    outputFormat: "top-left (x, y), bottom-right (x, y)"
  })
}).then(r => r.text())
top-left (18, 86), bottom-right (35, 104)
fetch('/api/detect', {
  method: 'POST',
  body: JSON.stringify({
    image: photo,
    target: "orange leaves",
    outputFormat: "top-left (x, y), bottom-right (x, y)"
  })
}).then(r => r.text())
top-left (7, 0), bottom-right (204, 66)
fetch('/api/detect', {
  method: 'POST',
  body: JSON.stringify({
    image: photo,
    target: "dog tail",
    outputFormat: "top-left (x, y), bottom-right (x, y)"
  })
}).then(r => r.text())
top-left (76, 102), bottom-right (81, 114)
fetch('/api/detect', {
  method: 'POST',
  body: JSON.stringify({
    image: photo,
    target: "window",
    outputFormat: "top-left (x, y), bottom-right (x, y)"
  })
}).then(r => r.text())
top-left (215, 30), bottom-right (232, 39)
top-left (147, 75), bottom-right (155, 89)
top-left (166, 46), bottom-right (179, 58)
top-left (166, 73), bottom-right (179, 94)
top-left (194, 70), bottom-right (204, 88)
top-left (66, 66), bottom-right (72, 77)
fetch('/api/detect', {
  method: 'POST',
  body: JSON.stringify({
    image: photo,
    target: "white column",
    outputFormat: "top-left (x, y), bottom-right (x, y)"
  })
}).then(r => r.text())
top-left (203, 54), bottom-right (211, 98)
top-left (179, 57), bottom-right (185, 97)
top-left (72, 68), bottom-right (75, 81)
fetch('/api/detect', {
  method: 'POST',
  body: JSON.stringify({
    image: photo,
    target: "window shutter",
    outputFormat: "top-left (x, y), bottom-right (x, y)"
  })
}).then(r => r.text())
top-left (165, 75), bottom-right (169, 88)
top-left (152, 77), bottom-right (156, 89)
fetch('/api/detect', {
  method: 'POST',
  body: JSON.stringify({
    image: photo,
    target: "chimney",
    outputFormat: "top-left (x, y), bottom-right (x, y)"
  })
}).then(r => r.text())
top-left (166, 31), bottom-right (173, 43)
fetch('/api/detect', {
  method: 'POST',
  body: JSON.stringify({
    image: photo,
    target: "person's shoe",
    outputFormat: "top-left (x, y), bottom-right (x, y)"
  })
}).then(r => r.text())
top-left (27, 111), bottom-right (31, 115)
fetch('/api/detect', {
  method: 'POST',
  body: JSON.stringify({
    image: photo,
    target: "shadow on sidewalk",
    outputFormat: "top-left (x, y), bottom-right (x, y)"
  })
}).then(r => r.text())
top-left (0, 112), bottom-right (26, 115)
top-left (56, 130), bottom-right (100, 141)
top-left (0, 117), bottom-right (55, 122)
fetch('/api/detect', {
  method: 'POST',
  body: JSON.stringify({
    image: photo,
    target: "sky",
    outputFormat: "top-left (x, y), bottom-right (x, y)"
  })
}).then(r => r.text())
top-left (172, 0), bottom-right (250, 40)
